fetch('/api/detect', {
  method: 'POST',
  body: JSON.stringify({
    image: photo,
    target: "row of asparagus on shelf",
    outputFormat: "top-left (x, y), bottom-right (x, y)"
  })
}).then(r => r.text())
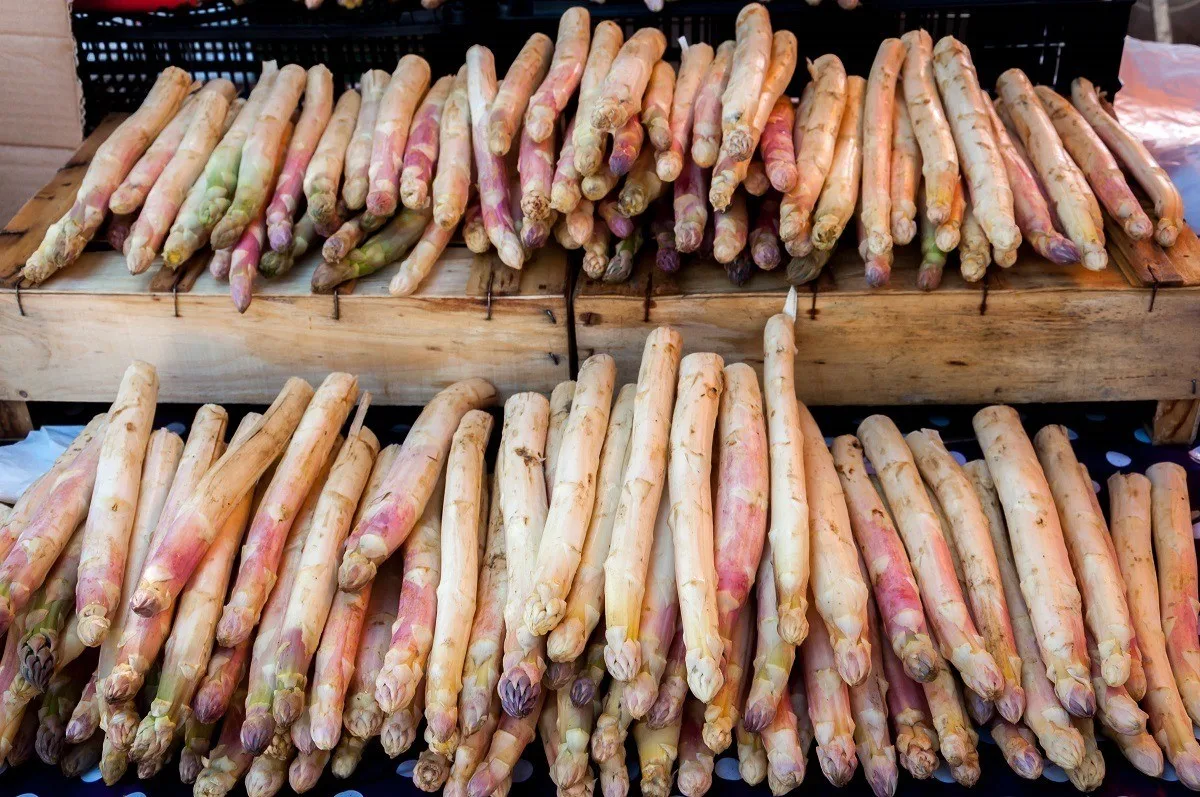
top-left (1, 293), bottom-right (1198, 795)
top-left (20, 3), bottom-right (1185, 302)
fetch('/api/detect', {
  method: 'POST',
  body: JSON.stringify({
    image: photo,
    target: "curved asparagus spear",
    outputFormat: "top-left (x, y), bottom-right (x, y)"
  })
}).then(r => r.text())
top-left (831, 435), bottom-right (938, 683)
top-left (525, 354), bottom-right (616, 636)
top-left (342, 553), bottom-right (403, 743)
top-left (272, 422), bottom-right (380, 726)
top-left (424, 410), bottom-right (493, 754)
top-left (306, 578), bottom-right (373, 751)
top-left (964, 459), bottom-right (1085, 770)
top-left (547, 384), bottom-right (635, 663)
top-left (797, 404), bottom-right (870, 687)
top-left (572, 21), bottom-right (624, 176)
top-left (592, 28), bottom-right (667, 134)
top-left (339, 378), bottom-right (496, 592)
top-left (109, 95), bottom-right (199, 214)
top-left (1071, 76), bottom-right (1183, 246)
top-left (23, 67), bottom-right (193, 284)
top-left (604, 327), bottom-right (683, 682)
top-left (656, 42), bottom-right (713, 182)
top-left (487, 33), bottom-right (553, 155)
top-left (466, 46), bottom-right (524, 270)
top-left (743, 543), bottom-right (793, 734)
top-left (858, 415), bottom-right (1003, 701)
top-left (900, 31), bottom-right (958, 223)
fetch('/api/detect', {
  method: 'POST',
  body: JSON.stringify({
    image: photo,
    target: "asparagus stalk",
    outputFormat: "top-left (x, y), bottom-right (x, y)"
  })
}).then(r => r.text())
top-left (703, 601), bottom-right (753, 754)
top-left (342, 553), bottom-right (404, 743)
top-left (625, 486), bottom-right (678, 721)
top-left (109, 95), bottom-right (200, 214)
top-left (342, 69), bottom-right (390, 210)
top-left (303, 89), bottom-right (361, 226)
top-left (800, 601), bottom-right (857, 786)
top-left (879, 632), bottom-right (939, 779)
top-left (458, 475), bottom-right (506, 735)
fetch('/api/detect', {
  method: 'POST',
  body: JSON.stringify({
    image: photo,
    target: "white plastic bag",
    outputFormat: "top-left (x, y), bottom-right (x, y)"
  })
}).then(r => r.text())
top-left (1114, 36), bottom-right (1200, 223)
top-left (0, 426), bottom-right (85, 504)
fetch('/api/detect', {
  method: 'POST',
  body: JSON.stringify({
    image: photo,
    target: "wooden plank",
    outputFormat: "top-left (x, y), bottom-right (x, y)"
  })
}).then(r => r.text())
top-left (0, 115), bottom-right (125, 284)
top-left (575, 251), bottom-right (1200, 406)
top-left (0, 245), bottom-right (571, 405)
top-left (1104, 216), bottom-right (1183, 287)
top-left (1153, 399), bottom-right (1200, 445)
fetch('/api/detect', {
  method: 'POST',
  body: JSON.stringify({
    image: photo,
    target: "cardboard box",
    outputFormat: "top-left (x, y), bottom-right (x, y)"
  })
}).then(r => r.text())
top-left (0, 0), bottom-right (82, 225)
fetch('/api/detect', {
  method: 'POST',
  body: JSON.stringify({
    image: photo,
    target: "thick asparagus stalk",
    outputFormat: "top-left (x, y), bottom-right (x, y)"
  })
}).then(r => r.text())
top-left (487, 33), bottom-right (553, 156)
top-left (743, 544), bottom-right (792, 733)
top-left (625, 487), bottom-right (678, 721)
top-left (603, 327), bottom-right (682, 682)
top-left (366, 55), bottom-right (432, 217)
top-left (467, 46), bottom-right (524, 269)
top-left (109, 95), bottom-right (200, 214)
top-left (305, 581), bottom-right (371, 750)
top-left (303, 88), bottom-right (361, 226)
top-left (656, 42), bottom-right (713, 182)
top-left (922, 663), bottom-right (980, 784)
top-left (341, 554), bottom-right (403, 743)
top-left (572, 21), bottom-right (624, 176)
top-left (459, 475), bottom-right (506, 736)
top-left (524, 7), bottom-right (590, 142)
top-left (879, 634), bottom-right (938, 779)
top-left (400, 75), bottom-right (452, 211)
top-left (634, 708), bottom-right (683, 797)
top-left (341, 69), bottom-right (390, 210)
top-left (801, 601), bottom-right (857, 786)
top-left (194, 682), bottom-right (253, 797)
top-left (16, 526), bottom-right (87, 692)
top-left (703, 604), bottom-right (753, 755)
top-left (466, 693), bottom-right (545, 797)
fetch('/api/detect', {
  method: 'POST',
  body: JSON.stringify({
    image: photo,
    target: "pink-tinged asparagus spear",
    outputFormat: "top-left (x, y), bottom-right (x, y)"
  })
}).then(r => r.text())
top-left (262, 66), bottom-right (334, 252)
top-left (656, 42), bottom-right (714, 182)
top-left (549, 116), bottom-right (583, 215)
top-left (860, 39), bottom-right (905, 258)
top-left (459, 475), bottom-right (506, 736)
top-left (850, 574), bottom-right (899, 797)
top-left (1104, 722), bottom-right (1163, 777)
top-left (591, 28), bottom-right (667, 134)
top-left (366, 55), bottom-right (432, 217)
top-left (272, 418), bottom-right (381, 726)
top-left (713, 191), bottom-right (748, 264)
top-left (1032, 425), bottom-right (1134, 688)
top-left (673, 152), bottom-right (708, 253)
top-left (676, 697), bottom-right (714, 797)
top-left (342, 69), bottom-right (390, 211)
top-left (971, 407), bottom-right (1093, 714)
top-left (1035, 84), bottom-right (1153, 240)
top-left (642, 60), bottom-right (676, 152)
top-left (487, 33), bottom-right (553, 156)
top-left (720, 3), bottom-right (772, 161)
top-left (572, 21), bottom-right (624, 176)
top-left (1071, 76), bottom-right (1183, 246)
top-left (801, 601), bottom-right (857, 786)
top-left (229, 205), bottom-right (267, 313)
top-left (304, 88), bottom-right (361, 226)
top-left (625, 488), bottom-right (678, 721)
top-left (743, 546), bottom-right (793, 733)
top-left (760, 96), bottom-right (797, 193)
top-left (525, 355), bottom-right (616, 637)
top-left (239, 442), bottom-right (339, 755)
top-left (74, 361), bottom-right (159, 647)
top-left (496, 394), bottom-right (550, 719)
top-left (467, 696), bottom-right (544, 797)
top-left (604, 327), bottom-right (683, 682)
top-left (690, 41), bottom-right (735, 169)
top-left (339, 378), bottom-right (495, 592)
top-left (304, 582), bottom-right (371, 751)
top-left (519, 122), bottom-right (557, 222)
top-left (106, 405), bottom-right (230, 705)
top-left (399, 74), bottom-right (452, 212)
top-left (0, 416), bottom-right (107, 564)
top-left (194, 637), bottom-right (251, 723)
top-left (964, 459), bottom-right (1085, 770)
top-left (22, 67), bottom-right (193, 284)
top-left (880, 636), bottom-right (938, 779)
top-left (431, 67), bottom-right (471, 229)
top-left (907, 428), bottom-right (1023, 718)
top-left (797, 404), bottom-right (870, 687)
top-left (762, 294), bottom-right (810, 646)
top-left (132, 378), bottom-right (315, 618)
top-left (0, 425), bottom-right (108, 635)
top-left (218, 373), bottom-right (357, 646)
top-left (36, 657), bottom-right (92, 765)
top-left (608, 115), bottom-right (644, 177)
top-left (547, 384), bottom-right (635, 664)
top-left (890, 89), bottom-right (921, 245)
top-left (194, 682), bottom-right (253, 797)
top-left (210, 64), bottom-right (307, 249)
top-left (991, 719), bottom-right (1043, 780)
top-left (831, 435), bottom-right (938, 683)
top-left (524, 6), bottom-right (589, 142)
top-left (647, 627), bottom-right (688, 730)
top-left (981, 94), bottom-right (1080, 263)
top-left (858, 415), bottom-right (1004, 701)
top-left (63, 667), bottom-right (99, 744)
top-left (761, 684), bottom-right (806, 796)
top-left (341, 554), bottom-right (403, 743)
top-left (424, 411), bottom-right (493, 754)
top-left (1110, 472), bottom-right (1200, 788)
top-left (1147, 462), bottom-right (1200, 725)
top-left (129, 476), bottom-right (257, 765)
top-left (704, 604), bottom-right (752, 755)
top-left (109, 95), bottom-right (200, 214)
top-left (901, 30), bottom-right (958, 224)
top-left (667, 353), bottom-right (726, 702)
top-left (995, 70), bottom-right (1102, 268)
top-left (125, 81), bottom-right (239, 274)
top-left (466, 46), bottom-right (525, 270)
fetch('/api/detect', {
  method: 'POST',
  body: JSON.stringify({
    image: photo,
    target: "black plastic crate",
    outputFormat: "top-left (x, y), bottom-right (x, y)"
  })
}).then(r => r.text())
top-left (487, 0), bottom-right (1134, 99)
top-left (73, 0), bottom-right (473, 129)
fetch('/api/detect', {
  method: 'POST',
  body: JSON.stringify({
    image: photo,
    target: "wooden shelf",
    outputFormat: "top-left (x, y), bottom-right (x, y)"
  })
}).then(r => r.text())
top-left (575, 246), bottom-right (1200, 406)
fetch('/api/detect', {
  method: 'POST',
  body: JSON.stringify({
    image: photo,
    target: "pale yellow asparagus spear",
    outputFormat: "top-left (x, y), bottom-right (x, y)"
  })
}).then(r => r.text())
top-left (736, 720), bottom-right (768, 786)
top-left (677, 696), bottom-right (715, 797)
top-left (971, 407), bottom-right (1093, 714)
top-left (1148, 462), bottom-right (1200, 726)
top-left (625, 489), bottom-right (678, 721)
top-left (763, 293), bottom-right (810, 646)
top-left (591, 679), bottom-right (633, 763)
top-left (900, 30), bottom-right (958, 223)
top-left (1064, 716), bottom-right (1105, 792)
top-left (859, 415), bottom-right (1004, 701)
top-left (720, 3), bottom-right (772, 161)
top-left (964, 459), bottom-right (1085, 770)
top-left (703, 583), bottom-right (754, 754)
top-left (543, 379), bottom-right (575, 503)
top-left (487, 33), bottom-right (554, 155)
top-left (572, 21), bottom-right (624, 177)
top-left (109, 94), bottom-right (200, 214)
top-left (604, 327), bottom-right (683, 681)
top-left (592, 28), bottom-right (667, 134)
top-left (921, 660), bottom-right (978, 775)
top-left (459, 474), bottom-right (506, 736)
top-left (667, 353), bottom-right (725, 702)
top-left (848, 571), bottom-right (899, 797)
top-left (75, 361), bottom-right (159, 647)
top-left (432, 67), bottom-right (471, 230)
top-left (633, 710), bottom-right (683, 797)
top-left (524, 6), bottom-right (590, 143)
top-left (743, 542), bottom-right (793, 733)
top-left (304, 88), bottom-right (362, 226)
top-left (424, 411), bottom-right (493, 754)
top-left (906, 428), bottom-right (1023, 718)
top-left (525, 354), bottom-right (617, 636)
top-left (547, 384), bottom-right (636, 663)
top-left (861, 39), bottom-right (906, 258)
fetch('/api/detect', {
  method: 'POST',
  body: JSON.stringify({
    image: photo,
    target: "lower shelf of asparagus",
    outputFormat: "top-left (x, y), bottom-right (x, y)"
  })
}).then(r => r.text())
top-left (0, 244), bottom-right (572, 405)
top-left (574, 246), bottom-right (1200, 406)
